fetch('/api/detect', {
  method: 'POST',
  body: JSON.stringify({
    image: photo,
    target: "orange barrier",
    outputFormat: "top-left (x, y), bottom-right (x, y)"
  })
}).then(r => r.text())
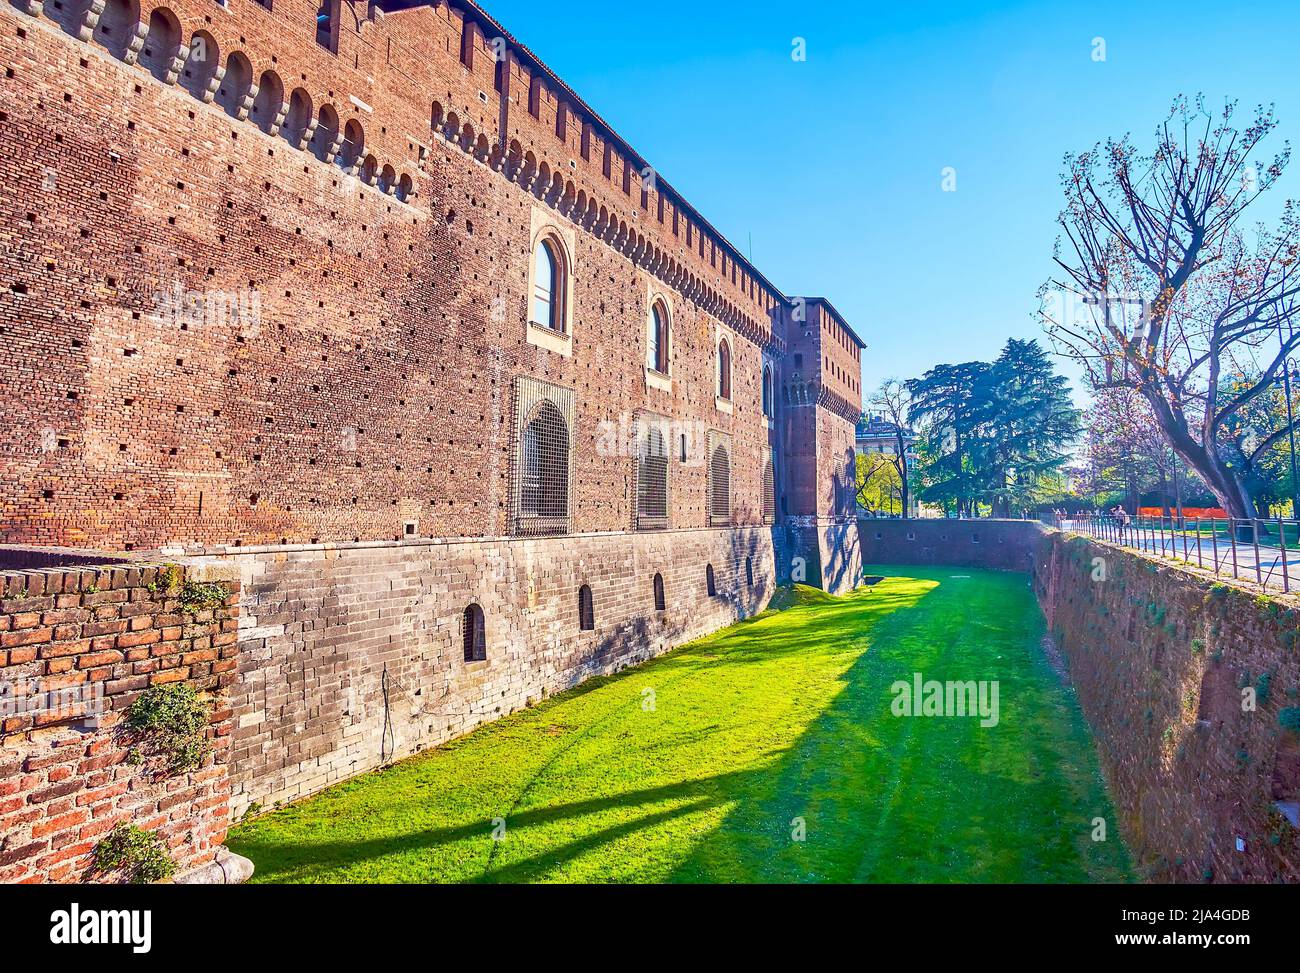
top-left (1136, 506), bottom-right (1228, 519)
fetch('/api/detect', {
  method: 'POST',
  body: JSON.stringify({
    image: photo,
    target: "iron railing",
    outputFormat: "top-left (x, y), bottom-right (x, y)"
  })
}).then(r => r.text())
top-left (1059, 514), bottom-right (1300, 594)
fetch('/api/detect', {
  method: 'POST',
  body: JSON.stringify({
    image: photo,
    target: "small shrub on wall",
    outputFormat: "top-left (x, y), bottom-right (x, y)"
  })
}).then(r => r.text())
top-left (126, 684), bottom-right (212, 773)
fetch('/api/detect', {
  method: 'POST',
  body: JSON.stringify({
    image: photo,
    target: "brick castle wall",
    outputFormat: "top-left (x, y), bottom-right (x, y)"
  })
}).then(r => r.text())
top-left (0, 560), bottom-right (238, 883)
top-left (0, 2), bottom-right (849, 552)
top-left (857, 518), bottom-right (1045, 572)
top-left (216, 526), bottom-right (777, 815)
top-left (1035, 533), bottom-right (1300, 883)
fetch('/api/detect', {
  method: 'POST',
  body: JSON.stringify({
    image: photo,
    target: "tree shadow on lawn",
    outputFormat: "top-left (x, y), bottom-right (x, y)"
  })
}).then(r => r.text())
top-left (669, 568), bottom-right (1133, 883)
top-left (231, 571), bottom-right (1131, 883)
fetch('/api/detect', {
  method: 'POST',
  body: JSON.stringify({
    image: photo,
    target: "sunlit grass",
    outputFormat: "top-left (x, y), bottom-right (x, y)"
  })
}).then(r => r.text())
top-left (228, 567), bottom-right (1132, 884)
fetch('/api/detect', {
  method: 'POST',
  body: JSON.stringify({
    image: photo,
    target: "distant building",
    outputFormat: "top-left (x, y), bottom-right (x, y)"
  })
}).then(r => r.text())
top-left (855, 414), bottom-right (920, 517)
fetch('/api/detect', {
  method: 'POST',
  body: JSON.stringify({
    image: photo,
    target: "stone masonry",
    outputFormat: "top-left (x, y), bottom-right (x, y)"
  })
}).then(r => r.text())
top-left (0, 0), bottom-right (865, 878)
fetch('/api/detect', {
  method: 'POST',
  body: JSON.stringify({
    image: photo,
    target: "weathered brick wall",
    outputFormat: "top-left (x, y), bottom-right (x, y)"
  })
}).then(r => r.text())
top-left (0, 3), bottom-right (823, 552)
top-left (857, 518), bottom-right (1045, 571)
top-left (208, 526), bottom-right (776, 814)
top-left (1035, 532), bottom-right (1300, 883)
top-left (0, 560), bottom-right (239, 883)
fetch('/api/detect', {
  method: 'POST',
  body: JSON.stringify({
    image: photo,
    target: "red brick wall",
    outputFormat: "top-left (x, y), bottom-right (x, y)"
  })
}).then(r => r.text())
top-left (1035, 533), bottom-right (1300, 883)
top-left (0, 560), bottom-right (238, 883)
top-left (0, 2), bottom-right (838, 553)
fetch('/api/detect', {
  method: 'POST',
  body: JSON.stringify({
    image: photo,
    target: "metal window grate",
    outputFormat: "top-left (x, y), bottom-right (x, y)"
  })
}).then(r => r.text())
top-left (762, 452), bottom-right (775, 524)
top-left (512, 376), bottom-right (575, 536)
top-left (707, 430), bottom-right (732, 526)
top-left (462, 604), bottom-right (486, 662)
top-left (578, 584), bottom-right (594, 630)
top-left (635, 414), bottom-right (670, 530)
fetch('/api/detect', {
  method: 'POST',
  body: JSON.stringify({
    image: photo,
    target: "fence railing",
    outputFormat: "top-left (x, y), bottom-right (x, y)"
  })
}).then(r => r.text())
top-left (1058, 514), bottom-right (1300, 594)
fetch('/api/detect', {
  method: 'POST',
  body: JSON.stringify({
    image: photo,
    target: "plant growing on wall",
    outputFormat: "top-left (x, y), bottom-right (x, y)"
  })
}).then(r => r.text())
top-left (126, 684), bottom-right (211, 773)
top-left (145, 564), bottom-right (227, 615)
top-left (93, 823), bottom-right (175, 884)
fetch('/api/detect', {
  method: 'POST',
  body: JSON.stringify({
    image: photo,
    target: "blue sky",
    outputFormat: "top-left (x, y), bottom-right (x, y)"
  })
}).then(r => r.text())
top-left (486, 0), bottom-right (1299, 405)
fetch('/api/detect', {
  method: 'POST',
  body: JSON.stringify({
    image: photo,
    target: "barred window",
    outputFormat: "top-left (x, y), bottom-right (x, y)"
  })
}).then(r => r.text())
top-left (762, 364), bottom-right (774, 416)
top-left (647, 302), bottom-right (669, 373)
top-left (508, 378), bottom-right (577, 539)
top-left (708, 437), bottom-right (731, 527)
top-left (717, 338), bottom-right (731, 399)
top-left (636, 421), bottom-right (669, 530)
top-left (762, 455), bottom-right (775, 524)
top-left (578, 585), bottom-right (595, 631)
top-left (462, 603), bottom-right (486, 662)
top-left (653, 573), bottom-right (666, 612)
top-left (705, 564), bottom-right (716, 597)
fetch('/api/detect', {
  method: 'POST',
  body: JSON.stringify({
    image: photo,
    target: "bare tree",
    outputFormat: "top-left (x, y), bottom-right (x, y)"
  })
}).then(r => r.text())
top-left (871, 379), bottom-right (914, 520)
top-left (1041, 95), bottom-right (1299, 519)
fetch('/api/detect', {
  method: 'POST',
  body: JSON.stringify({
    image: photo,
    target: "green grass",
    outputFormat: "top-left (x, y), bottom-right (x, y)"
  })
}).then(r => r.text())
top-left (228, 566), bottom-right (1132, 884)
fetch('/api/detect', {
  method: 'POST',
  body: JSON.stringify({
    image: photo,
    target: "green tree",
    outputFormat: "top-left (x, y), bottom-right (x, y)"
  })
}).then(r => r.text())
top-left (980, 339), bottom-right (1082, 517)
top-left (906, 361), bottom-right (990, 516)
top-left (906, 341), bottom-right (1080, 517)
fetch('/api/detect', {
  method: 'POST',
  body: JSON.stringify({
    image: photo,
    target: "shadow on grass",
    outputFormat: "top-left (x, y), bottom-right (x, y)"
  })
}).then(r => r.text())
top-left (231, 569), bottom-right (1132, 883)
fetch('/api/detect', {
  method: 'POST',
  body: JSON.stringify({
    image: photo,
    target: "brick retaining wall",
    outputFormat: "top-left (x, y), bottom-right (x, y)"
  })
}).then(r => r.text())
top-left (211, 526), bottom-right (779, 815)
top-left (0, 561), bottom-right (239, 883)
top-left (857, 518), bottom-right (1045, 571)
top-left (1035, 532), bottom-right (1300, 883)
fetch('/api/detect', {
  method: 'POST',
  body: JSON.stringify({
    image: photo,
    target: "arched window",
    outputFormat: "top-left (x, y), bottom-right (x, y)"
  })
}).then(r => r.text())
top-left (636, 421), bottom-right (669, 530)
top-left (717, 338), bottom-right (731, 400)
top-left (93, 0), bottom-right (140, 60)
top-left (762, 364), bottom-right (774, 417)
top-left (531, 238), bottom-right (564, 332)
top-left (578, 585), bottom-right (594, 631)
top-left (705, 564), bottom-right (716, 597)
top-left (652, 573), bottom-right (666, 612)
top-left (216, 52), bottom-right (253, 118)
top-left (762, 456), bottom-right (776, 524)
top-left (250, 71), bottom-right (284, 134)
top-left (462, 604), bottom-right (486, 662)
top-left (518, 401), bottom-right (570, 534)
top-left (709, 442), bottom-right (731, 526)
top-left (311, 105), bottom-right (340, 163)
top-left (180, 32), bottom-right (220, 101)
top-left (282, 87), bottom-right (312, 146)
top-left (647, 301), bottom-right (668, 373)
top-left (337, 119), bottom-right (364, 172)
top-left (140, 8), bottom-right (181, 84)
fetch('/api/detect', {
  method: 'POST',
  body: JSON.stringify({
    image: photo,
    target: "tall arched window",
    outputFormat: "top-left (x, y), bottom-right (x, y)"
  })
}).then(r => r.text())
top-left (705, 564), bottom-right (716, 597)
top-left (762, 456), bottom-right (776, 524)
top-left (140, 8), bottom-right (181, 83)
top-left (762, 364), bottom-right (774, 417)
top-left (717, 338), bottom-right (731, 400)
top-left (709, 442), bottom-right (731, 526)
top-left (578, 585), bottom-right (595, 631)
top-left (636, 422), bottom-right (669, 530)
top-left (647, 302), bottom-right (669, 373)
top-left (652, 573), bottom-right (666, 612)
top-left (462, 604), bottom-right (486, 662)
top-left (532, 238), bottom-right (564, 332)
top-left (518, 400), bottom-right (570, 533)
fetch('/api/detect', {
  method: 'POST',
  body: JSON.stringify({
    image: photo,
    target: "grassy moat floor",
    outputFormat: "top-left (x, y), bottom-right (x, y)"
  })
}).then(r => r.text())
top-left (228, 567), bottom-right (1133, 883)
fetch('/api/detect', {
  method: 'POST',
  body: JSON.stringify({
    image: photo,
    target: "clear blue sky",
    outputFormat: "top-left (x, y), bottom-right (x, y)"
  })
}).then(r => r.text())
top-left (486, 0), bottom-right (1299, 405)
